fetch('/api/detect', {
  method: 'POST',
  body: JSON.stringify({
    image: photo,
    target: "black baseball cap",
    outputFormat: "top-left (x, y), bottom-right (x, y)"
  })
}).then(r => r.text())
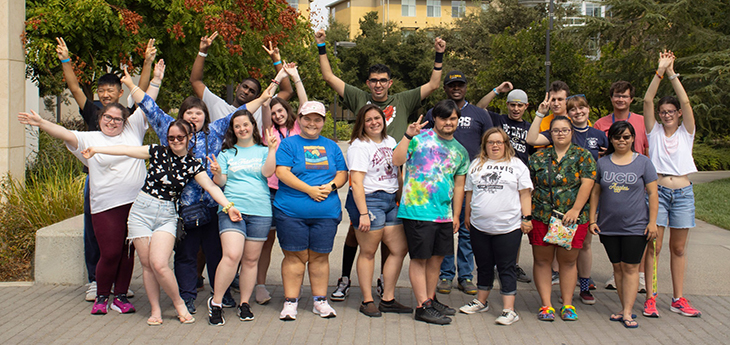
top-left (444, 71), bottom-right (467, 86)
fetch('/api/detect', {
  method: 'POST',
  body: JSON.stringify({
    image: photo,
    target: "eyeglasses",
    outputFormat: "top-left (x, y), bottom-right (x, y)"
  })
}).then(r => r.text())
top-left (367, 78), bottom-right (390, 85)
top-left (659, 110), bottom-right (678, 116)
top-left (612, 94), bottom-right (631, 99)
top-left (612, 134), bottom-right (633, 141)
top-left (550, 128), bottom-right (572, 135)
top-left (486, 141), bottom-right (505, 146)
top-left (566, 94), bottom-right (586, 100)
top-left (168, 135), bottom-right (187, 142)
top-left (101, 114), bottom-right (124, 124)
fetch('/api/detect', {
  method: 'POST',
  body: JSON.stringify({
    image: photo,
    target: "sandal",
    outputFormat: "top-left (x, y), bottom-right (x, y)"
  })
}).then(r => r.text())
top-left (147, 317), bottom-right (163, 326)
top-left (622, 318), bottom-right (638, 328)
top-left (609, 313), bottom-right (637, 322)
top-left (177, 314), bottom-right (195, 324)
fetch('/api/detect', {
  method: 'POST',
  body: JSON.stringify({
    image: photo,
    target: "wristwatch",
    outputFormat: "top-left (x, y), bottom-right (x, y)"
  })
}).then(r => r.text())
top-left (521, 215), bottom-right (533, 221)
top-left (330, 182), bottom-right (337, 191)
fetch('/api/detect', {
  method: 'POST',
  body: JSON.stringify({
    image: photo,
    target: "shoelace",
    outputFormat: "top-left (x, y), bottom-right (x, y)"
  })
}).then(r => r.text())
top-left (116, 295), bottom-right (130, 304)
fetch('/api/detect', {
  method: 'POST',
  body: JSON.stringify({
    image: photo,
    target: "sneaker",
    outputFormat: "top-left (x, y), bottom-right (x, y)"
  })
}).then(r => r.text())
top-left (91, 295), bottom-right (109, 315)
top-left (459, 298), bottom-right (489, 314)
top-left (126, 288), bottom-right (134, 298)
top-left (414, 300), bottom-right (451, 325)
top-left (378, 299), bottom-right (413, 314)
top-left (551, 271), bottom-right (560, 286)
top-left (579, 290), bottom-right (596, 305)
top-left (588, 277), bottom-right (597, 290)
top-left (221, 291), bottom-right (236, 308)
top-left (313, 298), bottom-right (337, 318)
top-left (560, 305), bottom-right (578, 321)
top-left (643, 296), bottom-right (659, 317)
top-left (638, 272), bottom-right (646, 293)
top-left (197, 276), bottom-right (205, 291)
top-left (458, 279), bottom-right (478, 295)
top-left (376, 274), bottom-right (384, 298)
top-left (207, 296), bottom-right (225, 326)
top-left (85, 281), bottom-right (97, 302)
top-left (605, 275), bottom-right (616, 290)
top-left (237, 302), bottom-right (254, 321)
top-left (432, 297), bottom-right (456, 316)
top-left (280, 300), bottom-right (298, 321)
top-left (359, 301), bottom-right (382, 317)
top-left (670, 297), bottom-right (702, 317)
top-left (184, 297), bottom-right (197, 314)
top-left (495, 309), bottom-right (520, 325)
top-left (437, 278), bottom-right (452, 294)
top-left (537, 306), bottom-right (555, 321)
top-left (110, 294), bottom-right (136, 314)
top-left (330, 277), bottom-right (350, 301)
top-left (515, 265), bottom-right (531, 283)
top-left (255, 284), bottom-right (271, 305)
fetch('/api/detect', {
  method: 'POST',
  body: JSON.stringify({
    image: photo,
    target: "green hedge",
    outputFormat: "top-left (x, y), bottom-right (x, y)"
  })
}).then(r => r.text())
top-left (693, 143), bottom-right (730, 171)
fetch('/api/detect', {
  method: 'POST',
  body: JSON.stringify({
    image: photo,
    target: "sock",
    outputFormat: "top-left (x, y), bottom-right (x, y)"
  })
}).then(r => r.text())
top-left (314, 295), bottom-right (326, 302)
top-left (672, 297), bottom-right (680, 303)
top-left (341, 243), bottom-right (358, 278)
top-left (285, 297), bottom-right (298, 303)
top-left (381, 298), bottom-right (395, 304)
top-left (579, 277), bottom-right (590, 292)
top-left (211, 300), bottom-right (222, 307)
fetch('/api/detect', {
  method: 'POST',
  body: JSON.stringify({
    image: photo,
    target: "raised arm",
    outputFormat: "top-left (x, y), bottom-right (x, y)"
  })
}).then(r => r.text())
top-left (124, 61), bottom-right (165, 105)
top-left (393, 115), bottom-right (427, 166)
top-left (283, 62), bottom-right (308, 105)
top-left (314, 29), bottom-right (346, 97)
top-left (644, 51), bottom-right (673, 133)
top-left (665, 52), bottom-right (694, 134)
top-left (476, 81), bottom-right (513, 109)
top-left (419, 37), bottom-right (446, 100)
top-left (18, 110), bottom-right (78, 150)
top-left (262, 127), bottom-right (278, 177)
top-left (263, 42), bottom-right (293, 101)
top-left (55, 37), bottom-right (87, 109)
top-left (526, 92), bottom-right (551, 146)
top-left (190, 32), bottom-right (218, 99)
top-left (137, 39), bottom-right (157, 91)
top-left (81, 145), bottom-right (150, 160)
top-left (245, 82), bottom-right (277, 114)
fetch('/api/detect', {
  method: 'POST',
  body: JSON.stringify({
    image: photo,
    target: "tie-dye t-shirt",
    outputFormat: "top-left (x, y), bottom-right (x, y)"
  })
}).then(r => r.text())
top-left (398, 129), bottom-right (469, 222)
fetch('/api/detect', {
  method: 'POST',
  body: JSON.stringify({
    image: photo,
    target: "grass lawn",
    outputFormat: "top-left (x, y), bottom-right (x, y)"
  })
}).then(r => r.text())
top-left (694, 178), bottom-right (730, 230)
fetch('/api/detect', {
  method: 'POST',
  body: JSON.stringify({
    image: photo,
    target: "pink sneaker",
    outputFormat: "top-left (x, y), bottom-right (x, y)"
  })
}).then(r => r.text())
top-left (91, 296), bottom-right (108, 315)
top-left (643, 296), bottom-right (659, 317)
top-left (670, 297), bottom-right (701, 317)
top-left (110, 295), bottom-right (136, 314)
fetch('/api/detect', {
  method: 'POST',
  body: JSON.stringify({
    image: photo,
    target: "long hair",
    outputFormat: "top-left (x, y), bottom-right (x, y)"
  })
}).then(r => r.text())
top-left (473, 128), bottom-right (515, 170)
top-left (221, 109), bottom-right (262, 155)
top-left (605, 121), bottom-right (637, 156)
top-left (270, 97), bottom-right (296, 131)
top-left (178, 96), bottom-right (210, 132)
top-left (166, 119), bottom-right (195, 157)
top-left (350, 104), bottom-right (387, 144)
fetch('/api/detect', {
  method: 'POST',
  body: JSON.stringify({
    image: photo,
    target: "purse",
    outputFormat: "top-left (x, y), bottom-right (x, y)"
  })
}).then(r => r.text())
top-left (542, 152), bottom-right (578, 250)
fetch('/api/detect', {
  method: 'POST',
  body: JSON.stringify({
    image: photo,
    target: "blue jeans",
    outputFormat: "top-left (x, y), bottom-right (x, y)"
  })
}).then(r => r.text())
top-left (439, 197), bottom-right (474, 282)
top-left (83, 176), bottom-right (100, 283)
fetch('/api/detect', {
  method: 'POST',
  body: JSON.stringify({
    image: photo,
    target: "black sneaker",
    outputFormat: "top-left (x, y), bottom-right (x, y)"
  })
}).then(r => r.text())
top-left (379, 299), bottom-right (413, 314)
top-left (516, 265), bottom-right (532, 283)
top-left (222, 291), bottom-right (236, 308)
top-left (415, 300), bottom-right (451, 325)
top-left (184, 297), bottom-right (196, 314)
top-left (432, 297), bottom-right (456, 316)
top-left (207, 296), bottom-right (225, 326)
top-left (237, 302), bottom-right (254, 321)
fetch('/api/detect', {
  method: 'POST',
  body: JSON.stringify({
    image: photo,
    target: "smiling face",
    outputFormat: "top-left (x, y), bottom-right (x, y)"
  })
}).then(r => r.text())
top-left (610, 128), bottom-right (634, 155)
top-left (236, 80), bottom-right (260, 105)
top-left (567, 105), bottom-right (590, 127)
top-left (182, 107), bottom-right (206, 132)
top-left (99, 106), bottom-right (125, 137)
top-left (550, 119), bottom-right (573, 147)
top-left (549, 90), bottom-right (568, 116)
top-left (366, 72), bottom-right (392, 102)
top-left (434, 110), bottom-right (459, 139)
top-left (167, 125), bottom-right (191, 156)
top-left (299, 113), bottom-right (324, 139)
top-left (658, 103), bottom-right (682, 128)
top-left (232, 114), bottom-right (254, 143)
top-left (97, 84), bottom-right (123, 106)
top-left (444, 81), bottom-right (466, 103)
top-left (271, 103), bottom-right (288, 127)
top-left (507, 102), bottom-right (528, 121)
top-left (611, 89), bottom-right (633, 112)
top-left (363, 108), bottom-right (385, 140)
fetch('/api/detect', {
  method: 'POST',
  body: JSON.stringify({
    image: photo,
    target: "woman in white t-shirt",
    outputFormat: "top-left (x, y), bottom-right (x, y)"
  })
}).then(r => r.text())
top-left (642, 50), bottom-right (701, 317)
top-left (345, 104), bottom-right (412, 317)
top-left (458, 127), bottom-right (533, 325)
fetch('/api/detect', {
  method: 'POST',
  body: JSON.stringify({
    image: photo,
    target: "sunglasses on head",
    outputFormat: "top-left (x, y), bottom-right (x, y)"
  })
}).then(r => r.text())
top-left (566, 94), bottom-right (586, 100)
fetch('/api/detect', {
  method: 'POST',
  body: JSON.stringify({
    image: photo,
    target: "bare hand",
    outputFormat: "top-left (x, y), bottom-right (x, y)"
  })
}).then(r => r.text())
top-left (144, 39), bottom-right (157, 64)
top-left (521, 220), bottom-right (533, 234)
top-left (657, 50), bottom-right (674, 74)
top-left (537, 92), bottom-right (551, 114)
top-left (18, 110), bottom-right (43, 127)
top-left (314, 29), bottom-right (326, 44)
top-left (81, 147), bottom-right (97, 159)
top-left (452, 219), bottom-right (460, 234)
top-left (207, 154), bottom-right (221, 175)
top-left (645, 223), bottom-right (657, 240)
top-left (227, 207), bottom-right (243, 222)
top-left (153, 59), bottom-right (166, 81)
top-left (307, 185), bottom-right (329, 202)
top-left (265, 127), bottom-right (279, 150)
top-left (358, 214), bottom-right (371, 232)
top-left (496, 81), bottom-right (513, 94)
top-left (589, 223), bottom-right (600, 235)
top-left (405, 115), bottom-right (428, 139)
top-left (199, 32), bottom-right (218, 53)
top-left (464, 218), bottom-right (471, 232)
top-left (562, 209), bottom-right (580, 227)
top-left (55, 37), bottom-right (70, 61)
top-left (261, 83), bottom-right (277, 100)
top-left (434, 37), bottom-right (446, 53)
top-left (262, 41), bottom-right (281, 62)
top-left (120, 67), bottom-right (134, 88)
top-left (283, 62), bottom-right (300, 80)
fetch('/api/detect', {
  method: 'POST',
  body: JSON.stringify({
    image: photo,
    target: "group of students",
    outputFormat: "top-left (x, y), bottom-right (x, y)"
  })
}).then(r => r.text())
top-left (19, 30), bottom-right (700, 329)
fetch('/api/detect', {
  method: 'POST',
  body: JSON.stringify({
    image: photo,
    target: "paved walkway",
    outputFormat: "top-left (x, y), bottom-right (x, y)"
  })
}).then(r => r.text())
top-left (2, 155), bottom-right (729, 344)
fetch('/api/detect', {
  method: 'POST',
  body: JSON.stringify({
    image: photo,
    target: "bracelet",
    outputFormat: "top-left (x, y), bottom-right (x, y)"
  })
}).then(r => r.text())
top-left (294, 79), bottom-right (302, 84)
top-left (404, 133), bottom-right (413, 140)
top-left (669, 73), bottom-right (680, 81)
top-left (433, 66), bottom-right (442, 71)
top-left (60, 58), bottom-right (71, 63)
top-left (589, 222), bottom-right (596, 225)
top-left (493, 88), bottom-right (499, 95)
top-left (535, 111), bottom-right (545, 118)
top-left (222, 202), bottom-right (234, 214)
top-left (317, 43), bottom-right (326, 55)
top-left (198, 51), bottom-right (208, 58)
top-left (271, 79), bottom-right (280, 86)
top-left (130, 86), bottom-right (141, 95)
top-left (435, 51), bottom-right (444, 64)
top-left (149, 82), bottom-right (160, 88)
top-left (273, 60), bottom-right (282, 66)
top-left (360, 213), bottom-right (369, 216)
top-left (655, 71), bottom-right (663, 79)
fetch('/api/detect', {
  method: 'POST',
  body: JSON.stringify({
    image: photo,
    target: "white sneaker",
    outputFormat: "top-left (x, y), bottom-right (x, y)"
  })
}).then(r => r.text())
top-left (605, 275), bottom-right (616, 290)
top-left (459, 298), bottom-right (489, 314)
top-left (280, 300), bottom-right (298, 320)
top-left (85, 281), bottom-right (97, 302)
top-left (312, 298), bottom-right (337, 318)
top-left (126, 288), bottom-right (134, 298)
top-left (638, 272), bottom-right (646, 293)
top-left (330, 276), bottom-right (350, 301)
top-left (255, 284), bottom-right (271, 305)
top-left (495, 309), bottom-right (520, 325)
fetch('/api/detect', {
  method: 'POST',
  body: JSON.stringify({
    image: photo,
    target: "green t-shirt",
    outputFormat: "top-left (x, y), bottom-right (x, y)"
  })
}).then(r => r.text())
top-left (342, 84), bottom-right (422, 141)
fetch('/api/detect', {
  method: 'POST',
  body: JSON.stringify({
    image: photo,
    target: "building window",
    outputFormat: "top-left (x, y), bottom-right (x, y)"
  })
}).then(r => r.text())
top-left (402, 0), bottom-right (416, 17)
top-left (451, 1), bottom-right (465, 18)
top-left (585, 2), bottom-right (601, 17)
top-left (427, 0), bottom-right (441, 17)
top-left (287, 0), bottom-right (298, 10)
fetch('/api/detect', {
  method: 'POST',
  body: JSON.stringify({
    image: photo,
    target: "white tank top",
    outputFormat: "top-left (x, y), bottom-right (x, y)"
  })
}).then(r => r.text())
top-left (647, 122), bottom-right (697, 176)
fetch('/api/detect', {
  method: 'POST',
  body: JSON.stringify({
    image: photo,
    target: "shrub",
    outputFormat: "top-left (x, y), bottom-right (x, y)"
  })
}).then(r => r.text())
top-left (321, 112), bottom-right (353, 141)
top-left (693, 142), bottom-right (730, 171)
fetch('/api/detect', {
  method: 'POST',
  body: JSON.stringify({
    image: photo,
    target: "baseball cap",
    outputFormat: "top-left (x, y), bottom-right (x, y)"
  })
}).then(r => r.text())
top-left (298, 101), bottom-right (326, 117)
top-left (444, 71), bottom-right (467, 86)
top-left (506, 89), bottom-right (528, 104)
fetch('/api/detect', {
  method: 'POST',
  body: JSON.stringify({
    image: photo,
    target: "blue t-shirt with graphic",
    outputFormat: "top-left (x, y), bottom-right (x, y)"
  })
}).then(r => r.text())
top-left (542, 126), bottom-right (608, 161)
top-left (217, 144), bottom-right (271, 217)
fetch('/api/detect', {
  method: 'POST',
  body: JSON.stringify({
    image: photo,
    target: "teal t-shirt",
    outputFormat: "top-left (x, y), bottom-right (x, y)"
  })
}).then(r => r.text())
top-left (217, 144), bottom-right (271, 217)
top-left (398, 129), bottom-right (470, 222)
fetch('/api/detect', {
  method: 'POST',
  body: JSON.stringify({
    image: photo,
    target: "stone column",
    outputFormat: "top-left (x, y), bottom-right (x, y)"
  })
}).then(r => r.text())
top-left (0, 0), bottom-right (26, 181)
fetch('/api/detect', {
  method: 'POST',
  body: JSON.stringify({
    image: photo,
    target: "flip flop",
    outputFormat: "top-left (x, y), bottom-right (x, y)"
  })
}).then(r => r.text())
top-left (622, 318), bottom-right (639, 328)
top-left (147, 317), bottom-right (163, 326)
top-left (609, 313), bottom-right (637, 322)
top-left (177, 314), bottom-right (195, 324)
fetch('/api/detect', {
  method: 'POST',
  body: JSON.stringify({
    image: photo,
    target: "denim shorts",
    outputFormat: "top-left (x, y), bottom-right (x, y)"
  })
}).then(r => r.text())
top-left (127, 191), bottom-right (178, 239)
top-left (656, 184), bottom-right (695, 229)
top-left (345, 190), bottom-right (402, 231)
top-left (218, 212), bottom-right (272, 242)
top-left (273, 206), bottom-right (341, 253)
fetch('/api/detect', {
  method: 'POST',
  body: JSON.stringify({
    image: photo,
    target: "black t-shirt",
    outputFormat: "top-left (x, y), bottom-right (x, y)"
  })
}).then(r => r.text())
top-left (142, 145), bottom-right (206, 201)
top-left (424, 102), bottom-right (494, 160)
top-left (490, 113), bottom-right (534, 166)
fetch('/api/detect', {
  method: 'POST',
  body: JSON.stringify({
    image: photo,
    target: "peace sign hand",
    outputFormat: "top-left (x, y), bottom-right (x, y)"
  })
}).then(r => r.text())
top-left (144, 38), bottom-right (157, 64)
top-left (262, 41), bottom-right (281, 62)
top-left (537, 92), bottom-right (551, 115)
top-left (199, 32), bottom-right (218, 53)
top-left (55, 37), bottom-right (70, 61)
top-left (266, 127), bottom-right (279, 150)
top-left (207, 154), bottom-right (221, 175)
top-left (405, 115), bottom-right (428, 139)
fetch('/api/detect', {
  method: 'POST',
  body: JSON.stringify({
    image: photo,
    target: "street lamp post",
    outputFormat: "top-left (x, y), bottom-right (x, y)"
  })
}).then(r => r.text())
top-left (545, 0), bottom-right (554, 92)
top-left (333, 41), bottom-right (356, 140)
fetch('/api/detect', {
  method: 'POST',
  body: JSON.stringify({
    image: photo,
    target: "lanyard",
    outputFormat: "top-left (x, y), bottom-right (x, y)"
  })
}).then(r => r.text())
top-left (611, 112), bottom-right (631, 123)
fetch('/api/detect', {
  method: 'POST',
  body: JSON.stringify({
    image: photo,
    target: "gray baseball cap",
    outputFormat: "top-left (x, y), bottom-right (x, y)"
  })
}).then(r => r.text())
top-left (506, 89), bottom-right (528, 104)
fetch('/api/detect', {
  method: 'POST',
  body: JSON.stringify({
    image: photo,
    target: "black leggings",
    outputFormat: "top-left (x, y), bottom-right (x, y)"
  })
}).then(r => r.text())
top-left (470, 227), bottom-right (522, 295)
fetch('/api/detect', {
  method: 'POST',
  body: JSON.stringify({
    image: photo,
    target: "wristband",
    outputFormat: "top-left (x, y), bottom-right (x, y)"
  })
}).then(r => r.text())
top-left (535, 111), bottom-right (545, 118)
top-left (273, 60), bottom-right (282, 66)
top-left (149, 82), bottom-right (160, 88)
top-left (433, 66), bottom-right (442, 71)
top-left (271, 79), bottom-right (280, 85)
top-left (435, 51), bottom-right (444, 64)
top-left (222, 202), bottom-right (234, 214)
top-left (668, 73), bottom-right (680, 81)
top-left (493, 88), bottom-right (499, 95)
top-left (294, 79), bottom-right (302, 84)
top-left (317, 43), bottom-right (326, 55)
top-left (360, 213), bottom-right (369, 216)
top-left (655, 71), bottom-right (663, 79)
top-left (404, 133), bottom-right (413, 140)
top-left (60, 58), bottom-right (71, 63)
top-left (131, 86), bottom-right (141, 96)
top-left (198, 51), bottom-right (208, 58)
